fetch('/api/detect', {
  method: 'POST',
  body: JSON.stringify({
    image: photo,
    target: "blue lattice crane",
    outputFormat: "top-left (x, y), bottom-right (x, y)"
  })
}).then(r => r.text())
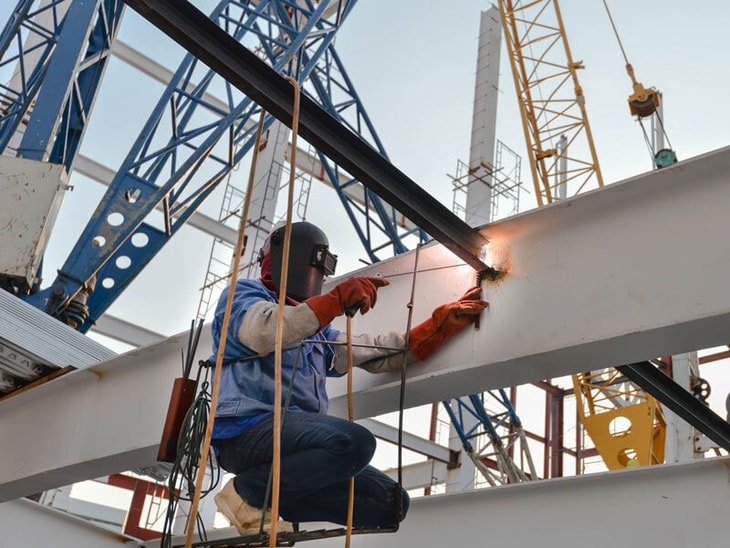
top-left (0, 0), bottom-right (125, 168)
top-left (0, 0), bottom-right (125, 298)
top-left (0, 0), bottom-right (427, 330)
top-left (442, 390), bottom-right (537, 486)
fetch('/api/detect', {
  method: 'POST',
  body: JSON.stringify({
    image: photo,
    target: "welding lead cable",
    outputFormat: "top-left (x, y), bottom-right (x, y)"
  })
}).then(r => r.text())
top-left (267, 75), bottom-right (302, 548)
top-left (183, 113), bottom-right (268, 548)
top-left (396, 244), bottom-right (422, 524)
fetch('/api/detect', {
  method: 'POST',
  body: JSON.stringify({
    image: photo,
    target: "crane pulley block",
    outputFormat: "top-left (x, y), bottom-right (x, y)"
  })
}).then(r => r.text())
top-left (628, 82), bottom-right (660, 118)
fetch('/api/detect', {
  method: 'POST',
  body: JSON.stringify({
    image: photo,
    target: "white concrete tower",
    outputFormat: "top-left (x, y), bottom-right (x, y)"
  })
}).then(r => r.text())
top-left (465, 6), bottom-right (502, 227)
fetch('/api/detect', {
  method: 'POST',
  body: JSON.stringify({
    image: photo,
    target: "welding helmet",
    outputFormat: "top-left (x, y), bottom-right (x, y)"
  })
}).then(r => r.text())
top-left (261, 221), bottom-right (337, 301)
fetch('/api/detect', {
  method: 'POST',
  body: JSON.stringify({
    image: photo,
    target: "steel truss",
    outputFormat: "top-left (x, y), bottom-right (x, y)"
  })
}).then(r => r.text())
top-left (442, 390), bottom-right (538, 486)
top-left (8, 0), bottom-right (433, 329)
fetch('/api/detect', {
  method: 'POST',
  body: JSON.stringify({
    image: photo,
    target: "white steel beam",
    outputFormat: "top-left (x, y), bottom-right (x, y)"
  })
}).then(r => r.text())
top-left (3, 147), bottom-right (730, 497)
top-left (5, 458), bottom-right (729, 548)
top-left (357, 418), bottom-right (453, 464)
top-left (0, 498), bottom-right (137, 547)
top-left (0, 334), bottom-right (186, 502)
top-left (112, 40), bottom-right (228, 112)
top-left (90, 314), bottom-right (165, 348)
top-left (324, 145), bottom-right (730, 418)
top-left (380, 459), bottom-right (449, 491)
top-left (143, 457), bottom-right (730, 548)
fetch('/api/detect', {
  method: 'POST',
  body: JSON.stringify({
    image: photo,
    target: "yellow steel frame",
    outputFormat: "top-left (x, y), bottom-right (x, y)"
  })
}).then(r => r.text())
top-left (497, 0), bottom-right (604, 206)
top-left (573, 370), bottom-right (666, 470)
top-left (497, 0), bottom-right (665, 471)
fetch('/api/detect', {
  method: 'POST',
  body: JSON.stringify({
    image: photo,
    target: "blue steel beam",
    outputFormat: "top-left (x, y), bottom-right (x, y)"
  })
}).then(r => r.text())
top-left (0, 0), bottom-right (124, 169)
top-left (17, 0), bottom-right (124, 167)
top-left (0, 0), bottom-right (62, 154)
top-left (442, 389), bottom-right (534, 484)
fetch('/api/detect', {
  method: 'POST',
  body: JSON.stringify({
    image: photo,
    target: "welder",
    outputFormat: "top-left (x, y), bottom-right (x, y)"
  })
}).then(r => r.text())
top-left (210, 221), bottom-right (488, 534)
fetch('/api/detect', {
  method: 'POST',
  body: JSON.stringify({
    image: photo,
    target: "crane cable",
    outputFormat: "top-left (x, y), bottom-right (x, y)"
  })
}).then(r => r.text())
top-left (183, 111), bottom-right (268, 547)
top-left (345, 245), bottom-right (422, 543)
top-left (602, 0), bottom-right (631, 70)
top-left (185, 76), bottom-right (303, 546)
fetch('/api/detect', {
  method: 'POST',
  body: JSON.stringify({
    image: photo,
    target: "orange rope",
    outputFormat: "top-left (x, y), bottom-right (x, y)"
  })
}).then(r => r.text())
top-left (345, 314), bottom-right (355, 548)
top-left (267, 75), bottom-right (301, 548)
top-left (183, 114), bottom-right (267, 547)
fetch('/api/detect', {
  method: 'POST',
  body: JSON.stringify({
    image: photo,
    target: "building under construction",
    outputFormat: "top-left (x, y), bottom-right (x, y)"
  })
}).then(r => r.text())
top-left (1, 1), bottom-right (729, 547)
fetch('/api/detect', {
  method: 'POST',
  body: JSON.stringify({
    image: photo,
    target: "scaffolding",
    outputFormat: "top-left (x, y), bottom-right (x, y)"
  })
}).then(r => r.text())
top-left (451, 140), bottom-right (524, 223)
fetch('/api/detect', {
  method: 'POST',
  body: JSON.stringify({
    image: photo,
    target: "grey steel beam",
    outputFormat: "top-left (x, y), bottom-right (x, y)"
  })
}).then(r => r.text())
top-left (122, 0), bottom-right (489, 272)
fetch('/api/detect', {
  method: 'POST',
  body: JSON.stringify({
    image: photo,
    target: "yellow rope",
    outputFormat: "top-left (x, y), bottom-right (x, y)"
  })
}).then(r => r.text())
top-left (268, 75), bottom-right (301, 548)
top-left (183, 114), bottom-right (267, 547)
top-left (345, 314), bottom-right (355, 548)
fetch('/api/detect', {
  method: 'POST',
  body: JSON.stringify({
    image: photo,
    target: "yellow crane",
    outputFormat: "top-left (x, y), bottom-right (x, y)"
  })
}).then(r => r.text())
top-left (497, 0), bottom-right (604, 206)
top-left (496, 0), bottom-right (666, 471)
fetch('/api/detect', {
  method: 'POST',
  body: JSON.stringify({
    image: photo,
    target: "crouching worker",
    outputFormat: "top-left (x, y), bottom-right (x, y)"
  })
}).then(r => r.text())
top-left (210, 222), bottom-right (488, 534)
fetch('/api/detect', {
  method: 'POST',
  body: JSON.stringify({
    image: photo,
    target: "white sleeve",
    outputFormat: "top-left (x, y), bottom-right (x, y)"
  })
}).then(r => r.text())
top-left (238, 301), bottom-right (321, 355)
top-left (332, 331), bottom-right (415, 374)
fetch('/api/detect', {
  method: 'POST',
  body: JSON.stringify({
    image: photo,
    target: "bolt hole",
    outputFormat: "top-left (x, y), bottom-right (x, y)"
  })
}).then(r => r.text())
top-left (116, 256), bottom-right (131, 270)
top-left (131, 232), bottom-right (149, 248)
top-left (107, 212), bottom-right (124, 227)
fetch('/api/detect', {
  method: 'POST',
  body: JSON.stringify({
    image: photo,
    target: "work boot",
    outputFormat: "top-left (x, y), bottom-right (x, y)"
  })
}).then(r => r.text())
top-left (214, 479), bottom-right (293, 535)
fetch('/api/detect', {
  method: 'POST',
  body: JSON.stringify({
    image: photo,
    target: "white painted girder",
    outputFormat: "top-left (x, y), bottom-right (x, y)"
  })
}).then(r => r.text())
top-left (3, 147), bottom-right (730, 499)
top-left (0, 335), bottom-right (185, 502)
top-left (7, 458), bottom-right (730, 548)
top-left (5, 458), bottom-right (729, 547)
top-left (0, 497), bottom-right (138, 547)
top-left (325, 145), bottom-right (730, 418)
top-left (145, 457), bottom-right (730, 548)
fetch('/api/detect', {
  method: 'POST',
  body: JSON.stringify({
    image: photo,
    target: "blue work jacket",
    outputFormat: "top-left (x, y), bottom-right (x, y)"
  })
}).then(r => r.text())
top-left (211, 279), bottom-right (341, 436)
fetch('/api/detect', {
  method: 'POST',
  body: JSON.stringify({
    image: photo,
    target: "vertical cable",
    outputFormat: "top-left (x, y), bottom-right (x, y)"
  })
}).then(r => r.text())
top-left (394, 244), bottom-right (422, 523)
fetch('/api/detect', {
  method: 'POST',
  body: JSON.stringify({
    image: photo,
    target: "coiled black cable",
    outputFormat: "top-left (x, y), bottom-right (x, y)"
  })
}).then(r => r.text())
top-left (160, 363), bottom-right (221, 548)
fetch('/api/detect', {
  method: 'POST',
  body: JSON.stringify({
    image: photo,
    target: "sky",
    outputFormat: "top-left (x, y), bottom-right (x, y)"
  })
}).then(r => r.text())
top-left (2, 1), bottom-right (730, 463)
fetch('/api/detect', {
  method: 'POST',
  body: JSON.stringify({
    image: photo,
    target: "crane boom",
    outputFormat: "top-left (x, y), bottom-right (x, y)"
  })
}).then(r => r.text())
top-left (497, 0), bottom-right (604, 206)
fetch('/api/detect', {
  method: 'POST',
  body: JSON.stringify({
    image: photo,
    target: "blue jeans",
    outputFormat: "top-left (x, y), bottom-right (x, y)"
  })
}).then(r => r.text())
top-left (214, 412), bottom-right (409, 527)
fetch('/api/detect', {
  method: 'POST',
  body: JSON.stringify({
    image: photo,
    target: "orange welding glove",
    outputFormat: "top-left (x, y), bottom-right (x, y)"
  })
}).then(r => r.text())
top-left (305, 276), bottom-right (390, 328)
top-left (408, 286), bottom-right (488, 361)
